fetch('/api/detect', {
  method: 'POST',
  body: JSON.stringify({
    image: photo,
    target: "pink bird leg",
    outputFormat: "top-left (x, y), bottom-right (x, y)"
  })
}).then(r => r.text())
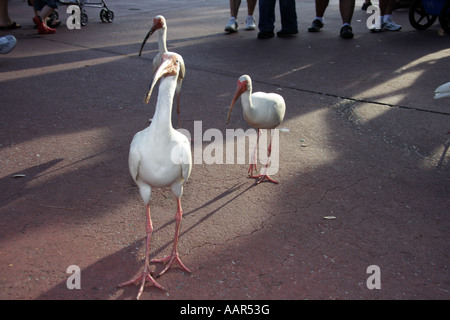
top-left (151, 198), bottom-right (191, 277)
top-left (118, 204), bottom-right (165, 300)
top-left (250, 129), bottom-right (279, 184)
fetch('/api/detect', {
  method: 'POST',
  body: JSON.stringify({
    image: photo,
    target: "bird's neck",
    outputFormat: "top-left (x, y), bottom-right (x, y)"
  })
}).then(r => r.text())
top-left (158, 28), bottom-right (168, 54)
top-left (240, 90), bottom-right (255, 116)
top-left (150, 75), bottom-right (177, 134)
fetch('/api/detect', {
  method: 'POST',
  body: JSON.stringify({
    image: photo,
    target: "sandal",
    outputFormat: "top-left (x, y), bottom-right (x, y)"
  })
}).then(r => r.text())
top-left (0, 21), bottom-right (22, 30)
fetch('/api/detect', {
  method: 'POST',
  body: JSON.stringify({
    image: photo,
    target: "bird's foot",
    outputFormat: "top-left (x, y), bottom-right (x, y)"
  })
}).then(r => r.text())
top-left (118, 268), bottom-right (165, 300)
top-left (248, 163), bottom-right (258, 177)
top-left (251, 174), bottom-right (279, 185)
top-left (151, 252), bottom-right (191, 277)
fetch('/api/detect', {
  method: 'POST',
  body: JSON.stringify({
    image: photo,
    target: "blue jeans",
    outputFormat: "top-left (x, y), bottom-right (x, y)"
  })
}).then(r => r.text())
top-left (258, 0), bottom-right (298, 33)
top-left (34, 0), bottom-right (59, 11)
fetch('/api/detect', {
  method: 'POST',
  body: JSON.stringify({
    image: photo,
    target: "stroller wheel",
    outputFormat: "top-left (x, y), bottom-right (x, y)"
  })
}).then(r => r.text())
top-left (81, 9), bottom-right (88, 26)
top-left (409, 0), bottom-right (437, 30)
top-left (438, 0), bottom-right (450, 33)
top-left (100, 9), bottom-right (114, 23)
top-left (100, 9), bottom-right (107, 22)
top-left (106, 10), bottom-right (114, 23)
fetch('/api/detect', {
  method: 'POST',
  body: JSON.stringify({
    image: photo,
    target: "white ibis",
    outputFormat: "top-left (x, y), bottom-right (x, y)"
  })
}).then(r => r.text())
top-left (434, 82), bottom-right (450, 100)
top-left (119, 53), bottom-right (192, 300)
top-left (139, 15), bottom-right (185, 128)
top-left (227, 75), bottom-right (286, 184)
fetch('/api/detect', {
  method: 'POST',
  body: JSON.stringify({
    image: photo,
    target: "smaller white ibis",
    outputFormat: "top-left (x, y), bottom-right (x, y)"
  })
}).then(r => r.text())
top-left (119, 52), bottom-right (192, 300)
top-left (434, 82), bottom-right (450, 100)
top-left (139, 15), bottom-right (185, 128)
top-left (227, 75), bottom-right (286, 184)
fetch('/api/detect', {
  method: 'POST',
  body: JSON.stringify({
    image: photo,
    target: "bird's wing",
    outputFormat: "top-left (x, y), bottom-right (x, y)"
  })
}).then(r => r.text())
top-left (172, 131), bottom-right (192, 183)
top-left (128, 139), bottom-right (141, 182)
top-left (180, 139), bottom-right (192, 183)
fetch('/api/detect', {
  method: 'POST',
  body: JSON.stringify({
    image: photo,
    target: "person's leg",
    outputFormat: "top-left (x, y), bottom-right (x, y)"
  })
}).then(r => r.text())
top-left (278, 0), bottom-right (298, 35)
top-left (0, 0), bottom-right (20, 28)
top-left (245, 0), bottom-right (257, 30)
top-left (339, 0), bottom-right (355, 38)
top-left (247, 0), bottom-right (257, 15)
top-left (308, 0), bottom-right (329, 32)
top-left (315, 0), bottom-right (330, 18)
top-left (230, 0), bottom-right (241, 18)
top-left (340, 0), bottom-right (355, 25)
top-left (225, 0), bottom-right (241, 33)
top-left (258, 0), bottom-right (276, 37)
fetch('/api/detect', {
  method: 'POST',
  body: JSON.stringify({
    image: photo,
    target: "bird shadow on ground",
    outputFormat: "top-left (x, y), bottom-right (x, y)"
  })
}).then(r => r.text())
top-left (35, 180), bottom-right (256, 299)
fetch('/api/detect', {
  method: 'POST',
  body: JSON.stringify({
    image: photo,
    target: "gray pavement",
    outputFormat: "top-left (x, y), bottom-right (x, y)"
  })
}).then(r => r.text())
top-left (0, 0), bottom-right (449, 300)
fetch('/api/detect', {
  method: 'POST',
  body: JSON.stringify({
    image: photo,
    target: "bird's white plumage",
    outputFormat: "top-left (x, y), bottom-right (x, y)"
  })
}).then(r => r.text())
top-left (129, 63), bottom-right (191, 203)
top-left (228, 75), bottom-right (285, 129)
top-left (226, 74), bottom-right (286, 184)
top-left (434, 82), bottom-right (450, 100)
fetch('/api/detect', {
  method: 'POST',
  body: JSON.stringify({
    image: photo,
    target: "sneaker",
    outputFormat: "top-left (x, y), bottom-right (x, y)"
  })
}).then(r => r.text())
top-left (0, 35), bottom-right (17, 54)
top-left (340, 25), bottom-right (354, 39)
top-left (225, 18), bottom-right (238, 33)
top-left (382, 18), bottom-right (401, 31)
top-left (369, 23), bottom-right (382, 33)
top-left (308, 19), bottom-right (324, 32)
top-left (245, 16), bottom-right (256, 30)
top-left (361, 1), bottom-right (372, 10)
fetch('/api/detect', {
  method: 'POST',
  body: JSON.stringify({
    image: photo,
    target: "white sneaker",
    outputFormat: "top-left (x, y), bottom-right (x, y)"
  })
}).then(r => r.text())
top-left (382, 18), bottom-right (401, 31)
top-left (245, 16), bottom-right (256, 30)
top-left (225, 18), bottom-right (238, 33)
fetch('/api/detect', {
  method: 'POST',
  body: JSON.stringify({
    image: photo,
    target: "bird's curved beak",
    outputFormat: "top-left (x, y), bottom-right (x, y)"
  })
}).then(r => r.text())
top-left (434, 82), bottom-right (450, 100)
top-left (144, 55), bottom-right (178, 104)
top-left (138, 29), bottom-right (154, 57)
top-left (138, 19), bottom-right (161, 57)
top-left (226, 80), bottom-right (247, 125)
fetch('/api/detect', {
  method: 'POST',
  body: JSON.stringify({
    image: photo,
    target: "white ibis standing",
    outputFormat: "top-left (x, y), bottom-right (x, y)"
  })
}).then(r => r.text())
top-left (434, 82), bottom-right (450, 100)
top-left (139, 15), bottom-right (185, 128)
top-left (119, 53), bottom-right (192, 300)
top-left (227, 75), bottom-right (286, 184)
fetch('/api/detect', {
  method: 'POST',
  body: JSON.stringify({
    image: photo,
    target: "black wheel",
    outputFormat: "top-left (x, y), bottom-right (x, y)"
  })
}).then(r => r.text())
top-left (81, 9), bottom-right (88, 26)
top-left (438, 0), bottom-right (450, 33)
top-left (409, 0), bottom-right (437, 30)
top-left (100, 9), bottom-right (107, 22)
top-left (106, 10), bottom-right (114, 23)
top-left (48, 10), bottom-right (59, 22)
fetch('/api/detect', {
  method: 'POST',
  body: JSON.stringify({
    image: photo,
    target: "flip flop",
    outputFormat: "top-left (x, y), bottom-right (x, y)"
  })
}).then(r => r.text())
top-left (0, 21), bottom-right (22, 30)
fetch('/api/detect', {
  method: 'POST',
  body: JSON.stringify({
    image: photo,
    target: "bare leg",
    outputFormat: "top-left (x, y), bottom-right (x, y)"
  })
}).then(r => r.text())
top-left (151, 198), bottom-right (190, 277)
top-left (247, 0), bottom-right (257, 15)
top-left (340, 0), bottom-right (355, 24)
top-left (119, 204), bottom-right (164, 300)
top-left (315, 0), bottom-right (330, 18)
top-left (230, 0), bottom-right (242, 18)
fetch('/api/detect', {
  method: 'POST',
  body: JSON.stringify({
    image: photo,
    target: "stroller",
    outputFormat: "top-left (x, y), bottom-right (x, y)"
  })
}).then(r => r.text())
top-left (45, 0), bottom-right (114, 27)
top-left (409, 0), bottom-right (450, 33)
